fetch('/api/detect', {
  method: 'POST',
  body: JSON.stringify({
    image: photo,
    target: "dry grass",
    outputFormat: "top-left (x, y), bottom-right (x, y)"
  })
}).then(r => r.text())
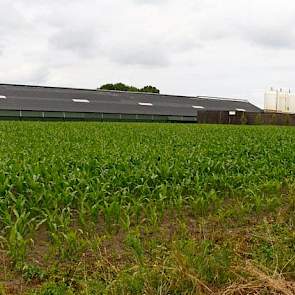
top-left (222, 261), bottom-right (295, 295)
top-left (0, 202), bottom-right (294, 294)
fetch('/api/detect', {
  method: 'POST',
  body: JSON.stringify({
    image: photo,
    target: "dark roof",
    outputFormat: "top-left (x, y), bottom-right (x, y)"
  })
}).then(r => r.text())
top-left (0, 83), bottom-right (261, 116)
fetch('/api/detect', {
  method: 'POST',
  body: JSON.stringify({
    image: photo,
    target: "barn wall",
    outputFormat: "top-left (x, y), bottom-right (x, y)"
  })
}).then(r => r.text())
top-left (0, 109), bottom-right (294, 126)
top-left (198, 111), bottom-right (295, 126)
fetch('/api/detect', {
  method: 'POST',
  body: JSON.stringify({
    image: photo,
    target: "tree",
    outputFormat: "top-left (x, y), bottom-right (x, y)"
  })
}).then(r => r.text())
top-left (99, 83), bottom-right (116, 91)
top-left (139, 85), bottom-right (160, 94)
top-left (99, 83), bottom-right (160, 94)
top-left (100, 83), bottom-right (130, 91)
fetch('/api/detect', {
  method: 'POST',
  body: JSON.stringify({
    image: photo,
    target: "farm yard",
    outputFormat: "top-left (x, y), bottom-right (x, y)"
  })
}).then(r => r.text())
top-left (0, 122), bottom-right (294, 294)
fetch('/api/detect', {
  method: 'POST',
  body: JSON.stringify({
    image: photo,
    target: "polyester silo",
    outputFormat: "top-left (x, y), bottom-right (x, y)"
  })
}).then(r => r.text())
top-left (277, 89), bottom-right (289, 113)
top-left (264, 88), bottom-right (277, 112)
top-left (289, 93), bottom-right (295, 114)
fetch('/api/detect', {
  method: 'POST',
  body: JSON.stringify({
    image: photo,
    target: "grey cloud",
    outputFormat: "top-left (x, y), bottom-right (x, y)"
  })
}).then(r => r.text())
top-left (27, 67), bottom-right (50, 84)
top-left (240, 25), bottom-right (295, 49)
top-left (133, 0), bottom-right (167, 4)
top-left (193, 0), bottom-right (295, 50)
top-left (0, 65), bottom-right (50, 85)
top-left (49, 28), bottom-right (101, 58)
top-left (0, 1), bottom-right (29, 46)
top-left (105, 35), bottom-right (198, 67)
top-left (199, 19), bottom-right (295, 50)
top-left (110, 47), bottom-right (170, 67)
top-left (0, 41), bottom-right (4, 56)
top-left (0, 3), bottom-right (25, 31)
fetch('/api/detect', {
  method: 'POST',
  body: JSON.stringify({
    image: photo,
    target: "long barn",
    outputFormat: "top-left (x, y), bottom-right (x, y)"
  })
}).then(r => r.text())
top-left (0, 84), bottom-right (261, 122)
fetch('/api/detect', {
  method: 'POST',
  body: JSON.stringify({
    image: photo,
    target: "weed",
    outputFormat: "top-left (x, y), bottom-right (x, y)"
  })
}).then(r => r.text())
top-left (125, 232), bottom-right (144, 263)
top-left (30, 282), bottom-right (74, 295)
top-left (0, 284), bottom-right (5, 295)
top-left (22, 263), bottom-right (46, 282)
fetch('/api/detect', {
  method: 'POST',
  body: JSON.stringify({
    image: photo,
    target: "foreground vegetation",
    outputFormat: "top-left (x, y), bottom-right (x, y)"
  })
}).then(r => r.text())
top-left (0, 122), bottom-right (294, 294)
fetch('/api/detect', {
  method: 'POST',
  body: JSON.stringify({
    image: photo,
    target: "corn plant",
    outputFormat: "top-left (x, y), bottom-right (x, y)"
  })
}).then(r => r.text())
top-left (0, 121), bottom-right (294, 293)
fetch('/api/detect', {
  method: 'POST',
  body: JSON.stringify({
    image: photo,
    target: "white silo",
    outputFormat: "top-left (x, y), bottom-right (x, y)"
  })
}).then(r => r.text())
top-left (264, 88), bottom-right (277, 112)
top-left (277, 89), bottom-right (289, 113)
top-left (289, 92), bottom-right (295, 114)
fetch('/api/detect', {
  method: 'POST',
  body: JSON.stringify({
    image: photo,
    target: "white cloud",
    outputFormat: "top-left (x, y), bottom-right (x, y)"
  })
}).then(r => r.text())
top-left (1, 0), bottom-right (295, 108)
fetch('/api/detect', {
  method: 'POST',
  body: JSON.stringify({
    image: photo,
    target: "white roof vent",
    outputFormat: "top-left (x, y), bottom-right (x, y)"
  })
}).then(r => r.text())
top-left (138, 102), bottom-right (153, 106)
top-left (236, 108), bottom-right (246, 112)
top-left (72, 99), bottom-right (90, 103)
top-left (192, 105), bottom-right (204, 109)
top-left (0, 95), bottom-right (7, 99)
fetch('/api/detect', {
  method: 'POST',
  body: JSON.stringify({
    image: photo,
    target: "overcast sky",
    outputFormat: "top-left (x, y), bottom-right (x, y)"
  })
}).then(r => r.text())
top-left (1, 0), bottom-right (295, 107)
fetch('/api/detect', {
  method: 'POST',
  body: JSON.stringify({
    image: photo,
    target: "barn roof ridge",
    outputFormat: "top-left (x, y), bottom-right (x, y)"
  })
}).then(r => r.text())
top-left (0, 83), bottom-right (250, 103)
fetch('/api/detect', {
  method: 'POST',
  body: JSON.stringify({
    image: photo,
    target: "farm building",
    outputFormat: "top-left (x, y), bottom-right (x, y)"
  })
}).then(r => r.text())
top-left (0, 84), bottom-right (261, 122)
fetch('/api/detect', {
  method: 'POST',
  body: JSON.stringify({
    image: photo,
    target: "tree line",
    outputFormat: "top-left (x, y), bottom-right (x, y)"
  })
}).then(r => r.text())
top-left (99, 83), bottom-right (160, 94)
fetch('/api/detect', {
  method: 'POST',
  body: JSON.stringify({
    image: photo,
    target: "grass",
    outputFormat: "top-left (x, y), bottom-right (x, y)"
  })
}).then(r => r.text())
top-left (0, 122), bottom-right (294, 294)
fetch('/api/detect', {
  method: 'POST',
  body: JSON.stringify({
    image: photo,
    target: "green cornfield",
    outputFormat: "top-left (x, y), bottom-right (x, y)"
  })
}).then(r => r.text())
top-left (0, 122), bottom-right (294, 294)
